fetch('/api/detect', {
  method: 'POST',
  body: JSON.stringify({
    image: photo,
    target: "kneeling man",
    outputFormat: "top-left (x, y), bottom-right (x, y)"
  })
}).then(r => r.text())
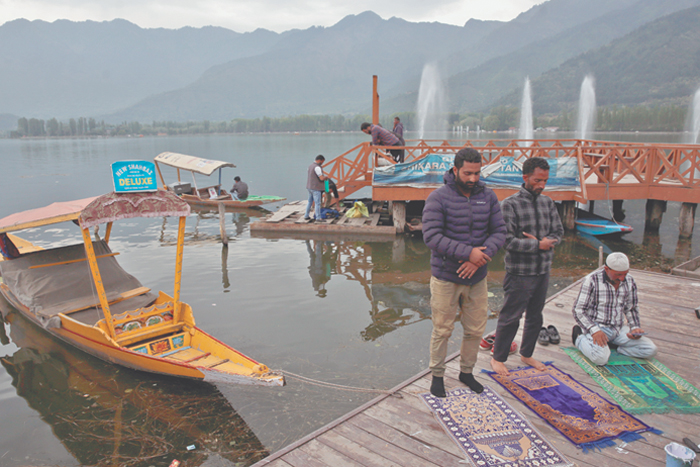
top-left (571, 252), bottom-right (657, 365)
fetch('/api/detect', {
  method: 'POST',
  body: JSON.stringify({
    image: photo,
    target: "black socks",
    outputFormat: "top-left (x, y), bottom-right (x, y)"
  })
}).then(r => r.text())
top-left (431, 373), bottom-right (484, 397)
top-left (459, 372), bottom-right (484, 394)
top-left (430, 376), bottom-right (446, 398)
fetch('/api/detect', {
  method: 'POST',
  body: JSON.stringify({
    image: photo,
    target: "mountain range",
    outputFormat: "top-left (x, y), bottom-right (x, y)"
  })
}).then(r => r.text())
top-left (1, 0), bottom-right (700, 127)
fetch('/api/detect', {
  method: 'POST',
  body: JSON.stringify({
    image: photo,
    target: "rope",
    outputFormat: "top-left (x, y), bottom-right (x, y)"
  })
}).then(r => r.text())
top-left (278, 369), bottom-right (402, 398)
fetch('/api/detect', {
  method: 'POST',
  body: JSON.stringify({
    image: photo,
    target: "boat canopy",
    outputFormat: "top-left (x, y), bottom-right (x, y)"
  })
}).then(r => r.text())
top-left (0, 191), bottom-right (190, 233)
top-left (79, 191), bottom-right (190, 229)
top-left (0, 196), bottom-right (98, 234)
top-left (155, 152), bottom-right (235, 176)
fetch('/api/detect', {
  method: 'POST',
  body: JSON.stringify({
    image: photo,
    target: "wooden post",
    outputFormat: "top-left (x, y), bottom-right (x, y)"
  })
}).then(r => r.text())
top-left (612, 200), bottom-right (625, 222)
top-left (173, 216), bottom-right (186, 322)
top-left (218, 203), bottom-right (228, 245)
top-left (679, 202), bottom-right (697, 239)
top-left (372, 75), bottom-right (379, 125)
top-left (392, 201), bottom-right (406, 234)
top-left (559, 201), bottom-right (576, 231)
top-left (81, 227), bottom-right (116, 339)
top-left (598, 246), bottom-right (604, 268)
top-left (644, 199), bottom-right (667, 231)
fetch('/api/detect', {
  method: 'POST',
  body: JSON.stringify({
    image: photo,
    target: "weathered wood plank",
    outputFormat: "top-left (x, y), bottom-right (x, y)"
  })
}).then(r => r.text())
top-left (298, 439), bottom-right (359, 467)
top-left (281, 449), bottom-right (327, 467)
top-left (317, 429), bottom-right (401, 466)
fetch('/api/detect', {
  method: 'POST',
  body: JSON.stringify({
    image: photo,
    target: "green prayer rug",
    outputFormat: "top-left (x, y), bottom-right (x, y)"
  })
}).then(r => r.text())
top-left (563, 347), bottom-right (700, 414)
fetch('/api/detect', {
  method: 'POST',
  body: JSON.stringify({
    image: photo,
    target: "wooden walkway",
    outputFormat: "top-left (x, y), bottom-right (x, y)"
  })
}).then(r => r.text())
top-left (251, 270), bottom-right (700, 467)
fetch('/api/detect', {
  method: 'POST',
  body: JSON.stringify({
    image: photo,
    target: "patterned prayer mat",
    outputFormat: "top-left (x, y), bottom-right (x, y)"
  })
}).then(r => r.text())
top-left (421, 386), bottom-right (572, 467)
top-left (563, 347), bottom-right (700, 414)
top-left (485, 364), bottom-right (660, 451)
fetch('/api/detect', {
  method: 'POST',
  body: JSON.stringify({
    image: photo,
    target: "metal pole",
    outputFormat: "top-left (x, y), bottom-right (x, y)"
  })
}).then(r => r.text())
top-left (372, 75), bottom-right (379, 125)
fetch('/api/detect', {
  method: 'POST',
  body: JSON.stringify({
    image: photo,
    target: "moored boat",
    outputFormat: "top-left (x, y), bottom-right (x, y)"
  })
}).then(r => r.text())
top-left (0, 191), bottom-right (284, 386)
top-left (574, 209), bottom-right (633, 236)
top-left (154, 152), bottom-right (285, 208)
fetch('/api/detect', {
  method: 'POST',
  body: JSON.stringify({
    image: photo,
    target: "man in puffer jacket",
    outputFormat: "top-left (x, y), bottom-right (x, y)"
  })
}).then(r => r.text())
top-left (422, 147), bottom-right (506, 397)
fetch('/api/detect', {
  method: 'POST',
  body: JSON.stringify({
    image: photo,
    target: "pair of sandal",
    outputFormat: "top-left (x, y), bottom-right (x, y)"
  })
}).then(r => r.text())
top-left (480, 333), bottom-right (518, 355)
top-left (538, 325), bottom-right (560, 346)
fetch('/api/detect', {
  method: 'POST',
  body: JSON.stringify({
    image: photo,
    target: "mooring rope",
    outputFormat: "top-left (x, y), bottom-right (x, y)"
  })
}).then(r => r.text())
top-left (278, 369), bottom-right (403, 398)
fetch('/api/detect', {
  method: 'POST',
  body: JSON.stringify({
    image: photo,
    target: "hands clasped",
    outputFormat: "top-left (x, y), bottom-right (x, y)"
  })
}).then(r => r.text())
top-left (457, 247), bottom-right (491, 279)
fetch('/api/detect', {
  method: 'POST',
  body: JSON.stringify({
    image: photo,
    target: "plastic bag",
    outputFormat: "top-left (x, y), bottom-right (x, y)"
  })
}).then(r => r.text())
top-left (346, 201), bottom-right (369, 218)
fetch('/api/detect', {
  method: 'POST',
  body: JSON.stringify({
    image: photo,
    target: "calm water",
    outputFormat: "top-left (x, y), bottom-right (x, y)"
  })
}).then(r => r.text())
top-left (0, 132), bottom-right (698, 466)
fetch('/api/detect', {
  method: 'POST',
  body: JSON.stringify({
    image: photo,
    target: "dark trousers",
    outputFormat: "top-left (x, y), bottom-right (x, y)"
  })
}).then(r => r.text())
top-left (492, 272), bottom-right (549, 362)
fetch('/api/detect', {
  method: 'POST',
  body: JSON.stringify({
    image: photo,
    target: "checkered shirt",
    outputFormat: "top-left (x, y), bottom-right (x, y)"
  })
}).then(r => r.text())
top-left (572, 269), bottom-right (641, 335)
top-left (501, 186), bottom-right (563, 275)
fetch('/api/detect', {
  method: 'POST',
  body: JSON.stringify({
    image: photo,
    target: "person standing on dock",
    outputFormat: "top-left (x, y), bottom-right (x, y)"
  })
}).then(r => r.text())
top-left (491, 157), bottom-right (563, 376)
top-left (571, 252), bottom-right (657, 365)
top-left (423, 147), bottom-right (506, 397)
top-left (361, 122), bottom-right (403, 163)
top-left (231, 176), bottom-right (249, 200)
top-left (392, 117), bottom-right (405, 163)
top-left (305, 154), bottom-right (328, 222)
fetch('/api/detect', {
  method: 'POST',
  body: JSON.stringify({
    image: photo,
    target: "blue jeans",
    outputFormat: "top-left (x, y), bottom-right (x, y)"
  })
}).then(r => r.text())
top-left (305, 189), bottom-right (322, 219)
top-left (575, 324), bottom-right (657, 365)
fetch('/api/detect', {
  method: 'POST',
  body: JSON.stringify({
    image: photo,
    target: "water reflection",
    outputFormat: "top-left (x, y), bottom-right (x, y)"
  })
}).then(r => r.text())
top-left (0, 303), bottom-right (267, 467)
top-left (306, 240), bottom-right (337, 297)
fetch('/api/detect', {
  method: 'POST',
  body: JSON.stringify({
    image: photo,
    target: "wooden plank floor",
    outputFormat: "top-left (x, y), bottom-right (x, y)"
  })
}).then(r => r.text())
top-left (251, 269), bottom-right (700, 467)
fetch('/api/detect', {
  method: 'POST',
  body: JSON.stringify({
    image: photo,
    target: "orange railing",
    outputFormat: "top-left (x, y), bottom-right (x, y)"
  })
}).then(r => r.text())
top-left (322, 139), bottom-right (700, 204)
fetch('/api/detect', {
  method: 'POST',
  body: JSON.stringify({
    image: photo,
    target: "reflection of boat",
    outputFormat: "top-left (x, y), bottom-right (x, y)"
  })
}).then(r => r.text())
top-left (154, 152), bottom-right (285, 209)
top-left (575, 210), bottom-right (633, 236)
top-left (0, 191), bottom-right (283, 386)
top-left (0, 305), bottom-right (268, 466)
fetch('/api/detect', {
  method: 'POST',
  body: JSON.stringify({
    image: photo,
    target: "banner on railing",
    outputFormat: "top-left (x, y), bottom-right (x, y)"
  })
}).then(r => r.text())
top-left (373, 154), bottom-right (580, 191)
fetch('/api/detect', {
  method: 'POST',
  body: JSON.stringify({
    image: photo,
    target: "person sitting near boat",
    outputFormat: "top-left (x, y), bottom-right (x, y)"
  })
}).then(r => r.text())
top-left (231, 176), bottom-right (249, 200)
top-left (361, 122), bottom-right (403, 163)
top-left (323, 178), bottom-right (339, 209)
top-left (571, 252), bottom-right (657, 365)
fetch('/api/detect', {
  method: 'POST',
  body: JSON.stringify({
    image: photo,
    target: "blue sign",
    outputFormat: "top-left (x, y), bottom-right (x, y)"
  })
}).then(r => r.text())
top-left (111, 160), bottom-right (158, 193)
top-left (373, 154), bottom-right (580, 191)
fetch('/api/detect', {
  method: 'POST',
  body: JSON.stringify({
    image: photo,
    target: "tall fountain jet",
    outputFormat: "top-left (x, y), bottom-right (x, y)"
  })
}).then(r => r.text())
top-left (686, 86), bottom-right (700, 145)
top-left (577, 75), bottom-right (596, 140)
top-left (416, 63), bottom-right (447, 140)
top-left (519, 77), bottom-right (533, 144)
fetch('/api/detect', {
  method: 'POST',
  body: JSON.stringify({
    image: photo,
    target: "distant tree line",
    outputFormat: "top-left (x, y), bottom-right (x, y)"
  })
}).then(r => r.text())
top-left (6, 105), bottom-right (691, 138)
top-left (469, 104), bottom-right (689, 132)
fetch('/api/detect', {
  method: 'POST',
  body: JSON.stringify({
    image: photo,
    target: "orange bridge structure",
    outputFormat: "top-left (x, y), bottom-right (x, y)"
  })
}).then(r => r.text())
top-left (322, 138), bottom-right (700, 237)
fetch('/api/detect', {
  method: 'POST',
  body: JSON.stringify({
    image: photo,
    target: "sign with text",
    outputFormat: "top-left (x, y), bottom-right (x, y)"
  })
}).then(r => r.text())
top-left (111, 161), bottom-right (158, 193)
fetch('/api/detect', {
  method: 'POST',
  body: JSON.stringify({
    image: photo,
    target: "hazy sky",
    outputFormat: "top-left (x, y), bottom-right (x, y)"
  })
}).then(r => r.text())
top-left (1, 0), bottom-right (544, 32)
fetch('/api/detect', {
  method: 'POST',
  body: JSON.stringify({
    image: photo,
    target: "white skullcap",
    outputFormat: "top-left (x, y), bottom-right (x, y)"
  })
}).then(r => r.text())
top-left (606, 252), bottom-right (629, 272)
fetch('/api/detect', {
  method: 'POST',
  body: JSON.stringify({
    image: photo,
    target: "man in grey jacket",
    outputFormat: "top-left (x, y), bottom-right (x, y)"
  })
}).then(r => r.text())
top-left (422, 147), bottom-right (506, 397)
top-left (491, 157), bottom-right (563, 375)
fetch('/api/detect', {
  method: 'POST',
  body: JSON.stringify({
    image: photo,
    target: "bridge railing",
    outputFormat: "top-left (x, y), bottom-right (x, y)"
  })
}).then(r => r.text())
top-left (321, 139), bottom-right (700, 203)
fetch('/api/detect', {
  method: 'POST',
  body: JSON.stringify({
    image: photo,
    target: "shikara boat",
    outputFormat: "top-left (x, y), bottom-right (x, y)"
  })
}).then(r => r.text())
top-left (575, 209), bottom-right (633, 236)
top-left (154, 152), bottom-right (285, 208)
top-left (0, 191), bottom-right (284, 386)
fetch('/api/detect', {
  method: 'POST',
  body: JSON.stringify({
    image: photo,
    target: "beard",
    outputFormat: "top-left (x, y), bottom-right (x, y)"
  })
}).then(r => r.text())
top-left (525, 182), bottom-right (543, 195)
top-left (455, 177), bottom-right (476, 192)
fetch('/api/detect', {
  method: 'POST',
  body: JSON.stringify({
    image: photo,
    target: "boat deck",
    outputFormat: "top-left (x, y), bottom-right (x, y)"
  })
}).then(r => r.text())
top-left (250, 200), bottom-right (396, 240)
top-left (252, 269), bottom-right (700, 467)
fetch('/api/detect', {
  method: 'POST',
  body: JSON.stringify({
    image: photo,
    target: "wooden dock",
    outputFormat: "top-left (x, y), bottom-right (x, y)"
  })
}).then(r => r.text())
top-left (251, 269), bottom-right (700, 467)
top-left (250, 200), bottom-right (397, 239)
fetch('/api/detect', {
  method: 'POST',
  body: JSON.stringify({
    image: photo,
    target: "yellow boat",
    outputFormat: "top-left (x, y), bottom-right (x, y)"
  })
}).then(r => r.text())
top-left (0, 191), bottom-right (284, 386)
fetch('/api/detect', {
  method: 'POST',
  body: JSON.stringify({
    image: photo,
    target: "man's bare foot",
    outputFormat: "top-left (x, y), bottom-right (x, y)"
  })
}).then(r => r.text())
top-left (521, 356), bottom-right (547, 371)
top-left (490, 358), bottom-right (509, 376)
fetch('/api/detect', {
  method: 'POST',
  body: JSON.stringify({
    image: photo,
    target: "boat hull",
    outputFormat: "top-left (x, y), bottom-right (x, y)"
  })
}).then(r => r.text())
top-left (0, 285), bottom-right (284, 386)
top-left (181, 193), bottom-right (285, 209)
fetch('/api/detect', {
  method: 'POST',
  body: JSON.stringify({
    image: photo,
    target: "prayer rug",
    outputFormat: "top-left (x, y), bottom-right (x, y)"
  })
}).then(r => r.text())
top-left (563, 347), bottom-right (700, 414)
top-left (421, 386), bottom-right (573, 467)
top-left (485, 364), bottom-right (660, 451)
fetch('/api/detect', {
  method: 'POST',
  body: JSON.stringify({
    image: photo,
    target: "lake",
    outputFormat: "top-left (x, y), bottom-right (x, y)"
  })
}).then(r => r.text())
top-left (0, 132), bottom-right (697, 466)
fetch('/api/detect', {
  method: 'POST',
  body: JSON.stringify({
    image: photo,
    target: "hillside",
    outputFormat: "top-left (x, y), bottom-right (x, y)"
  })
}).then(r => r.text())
top-left (106, 12), bottom-right (496, 122)
top-left (0, 19), bottom-right (282, 118)
top-left (519, 4), bottom-right (700, 113)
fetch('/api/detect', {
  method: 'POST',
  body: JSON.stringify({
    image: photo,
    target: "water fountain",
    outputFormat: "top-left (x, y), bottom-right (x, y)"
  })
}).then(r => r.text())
top-left (686, 86), bottom-right (700, 144)
top-left (416, 63), bottom-right (448, 140)
top-left (518, 77), bottom-right (533, 144)
top-left (577, 75), bottom-right (596, 140)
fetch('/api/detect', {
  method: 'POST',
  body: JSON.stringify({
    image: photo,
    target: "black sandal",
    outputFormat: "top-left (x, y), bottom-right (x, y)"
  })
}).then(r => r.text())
top-left (547, 325), bottom-right (561, 345)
